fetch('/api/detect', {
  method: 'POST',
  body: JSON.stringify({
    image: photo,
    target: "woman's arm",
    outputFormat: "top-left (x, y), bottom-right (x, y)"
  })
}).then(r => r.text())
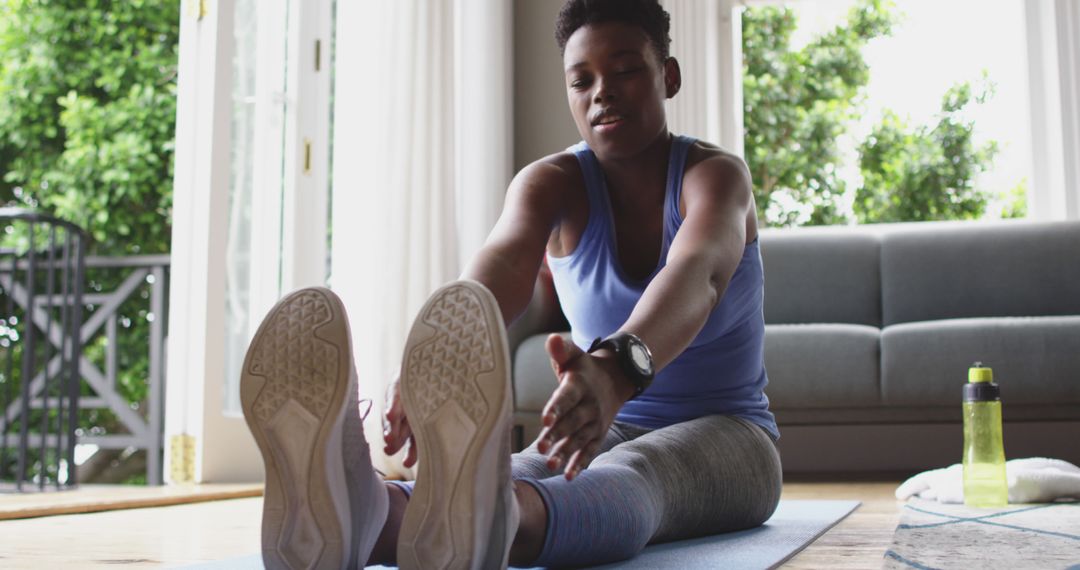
top-left (538, 153), bottom-right (756, 478)
top-left (383, 157), bottom-right (574, 465)
top-left (459, 159), bottom-right (574, 325)
top-left (614, 153), bottom-right (753, 371)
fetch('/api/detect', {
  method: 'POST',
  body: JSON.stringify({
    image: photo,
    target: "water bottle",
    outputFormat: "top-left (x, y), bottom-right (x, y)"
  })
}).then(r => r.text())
top-left (962, 362), bottom-right (1008, 508)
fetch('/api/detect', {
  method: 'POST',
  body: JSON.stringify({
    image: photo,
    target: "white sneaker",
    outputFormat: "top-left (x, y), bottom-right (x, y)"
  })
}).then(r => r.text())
top-left (241, 287), bottom-right (388, 570)
top-left (397, 280), bottom-right (520, 570)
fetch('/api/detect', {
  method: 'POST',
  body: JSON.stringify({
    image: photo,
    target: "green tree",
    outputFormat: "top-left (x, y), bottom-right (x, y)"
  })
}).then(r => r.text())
top-left (743, 1), bottom-right (1014, 227)
top-left (0, 1), bottom-right (179, 483)
top-left (0, 0), bottom-right (178, 255)
top-left (855, 79), bottom-right (999, 223)
top-left (742, 0), bottom-right (895, 227)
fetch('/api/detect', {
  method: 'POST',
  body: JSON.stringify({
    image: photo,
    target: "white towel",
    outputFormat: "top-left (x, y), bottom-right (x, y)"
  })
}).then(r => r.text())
top-left (895, 458), bottom-right (1080, 503)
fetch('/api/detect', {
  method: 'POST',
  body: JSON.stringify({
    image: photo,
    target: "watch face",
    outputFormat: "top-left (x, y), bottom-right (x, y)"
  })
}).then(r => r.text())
top-left (629, 342), bottom-right (652, 373)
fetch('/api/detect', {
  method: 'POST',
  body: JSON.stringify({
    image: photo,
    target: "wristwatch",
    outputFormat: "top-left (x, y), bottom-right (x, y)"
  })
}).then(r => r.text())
top-left (587, 332), bottom-right (655, 399)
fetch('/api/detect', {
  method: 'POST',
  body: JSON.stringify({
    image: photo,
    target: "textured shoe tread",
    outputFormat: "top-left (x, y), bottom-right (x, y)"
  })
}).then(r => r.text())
top-left (404, 286), bottom-right (496, 420)
top-left (399, 282), bottom-right (512, 570)
top-left (248, 290), bottom-right (338, 421)
top-left (241, 288), bottom-right (348, 570)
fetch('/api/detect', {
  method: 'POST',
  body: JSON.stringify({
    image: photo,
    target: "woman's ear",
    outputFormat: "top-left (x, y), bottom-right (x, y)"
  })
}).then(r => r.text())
top-left (664, 57), bottom-right (682, 99)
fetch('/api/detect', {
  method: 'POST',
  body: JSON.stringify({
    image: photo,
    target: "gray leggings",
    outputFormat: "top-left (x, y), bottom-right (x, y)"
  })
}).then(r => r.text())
top-left (513, 415), bottom-right (783, 566)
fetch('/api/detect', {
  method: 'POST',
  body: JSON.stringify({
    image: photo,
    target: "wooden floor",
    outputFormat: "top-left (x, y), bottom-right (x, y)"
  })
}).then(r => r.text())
top-left (0, 483), bottom-right (263, 520)
top-left (0, 480), bottom-right (901, 569)
top-left (781, 481), bottom-right (900, 569)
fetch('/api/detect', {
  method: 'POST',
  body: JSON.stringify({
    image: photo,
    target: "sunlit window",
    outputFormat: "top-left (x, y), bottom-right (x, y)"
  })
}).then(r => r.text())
top-left (743, 0), bottom-right (1031, 227)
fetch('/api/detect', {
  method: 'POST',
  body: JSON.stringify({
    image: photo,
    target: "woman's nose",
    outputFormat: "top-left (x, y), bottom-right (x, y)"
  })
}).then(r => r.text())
top-left (593, 77), bottom-right (617, 104)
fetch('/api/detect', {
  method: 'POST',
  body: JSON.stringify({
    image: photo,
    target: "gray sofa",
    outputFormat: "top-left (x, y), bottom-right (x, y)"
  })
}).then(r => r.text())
top-left (508, 220), bottom-right (1080, 474)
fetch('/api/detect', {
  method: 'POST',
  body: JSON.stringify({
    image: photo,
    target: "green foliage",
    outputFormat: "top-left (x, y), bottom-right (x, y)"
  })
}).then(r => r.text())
top-left (0, 1), bottom-right (177, 468)
top-left (743, 0), bottom-right (896, 227)
top-left (742, 0), bottom-right (1013, 227)
top-left (855, 79), bottom-right (998, 223)
top-left (0, 0), bottom-right (179, 255)
top-left (1001, 179), bottom-right (1028, 219)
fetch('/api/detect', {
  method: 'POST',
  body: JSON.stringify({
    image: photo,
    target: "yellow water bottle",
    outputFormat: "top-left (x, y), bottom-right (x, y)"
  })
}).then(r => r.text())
top-left (962, 363), bottom-right (1008, 507)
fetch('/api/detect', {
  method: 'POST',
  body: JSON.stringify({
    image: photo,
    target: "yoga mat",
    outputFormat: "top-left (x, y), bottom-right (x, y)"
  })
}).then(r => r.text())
top-left (884, 498), bottom-right (1080, 570)
top-left (180, 499), bottom-right (859, 570)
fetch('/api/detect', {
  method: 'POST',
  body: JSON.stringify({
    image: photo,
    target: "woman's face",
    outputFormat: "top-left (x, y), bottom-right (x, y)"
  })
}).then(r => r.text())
top-left (563, 22), bottom-right (678, 161)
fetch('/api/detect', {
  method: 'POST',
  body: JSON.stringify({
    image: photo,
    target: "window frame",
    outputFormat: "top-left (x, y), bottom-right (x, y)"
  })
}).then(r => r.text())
top-left (164, 0), bottom-right (333, 484)
top-left (674, 0), bottom-right (1080, 222)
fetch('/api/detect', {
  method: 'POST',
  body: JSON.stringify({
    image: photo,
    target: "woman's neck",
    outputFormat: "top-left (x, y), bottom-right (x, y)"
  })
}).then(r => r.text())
top-left (597, 130), bottom-right (674, 212)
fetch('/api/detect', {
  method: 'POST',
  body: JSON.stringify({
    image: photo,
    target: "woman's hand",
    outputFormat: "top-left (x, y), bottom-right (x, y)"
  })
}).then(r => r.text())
top-left (382, 374), bottom-right (418, 468)
top-left (536, 334), bottom-right (636, 480)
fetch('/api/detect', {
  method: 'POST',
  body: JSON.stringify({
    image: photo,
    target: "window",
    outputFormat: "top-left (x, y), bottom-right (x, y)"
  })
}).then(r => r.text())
top-left (742, 0), bottom-right (1033, 227)
top-left (164, 0), bottom-right (333, 482)
top-left (664, 0), bottom-right (1079, 226)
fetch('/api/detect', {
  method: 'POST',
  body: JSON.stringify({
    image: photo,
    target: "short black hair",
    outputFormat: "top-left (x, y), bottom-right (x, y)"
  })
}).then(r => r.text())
top-left (554, 0), bottom-right (672, 62)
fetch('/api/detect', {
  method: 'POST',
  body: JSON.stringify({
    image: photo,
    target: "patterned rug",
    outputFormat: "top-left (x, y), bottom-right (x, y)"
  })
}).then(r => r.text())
top-left (884, 498), bottom-right (1080, 569)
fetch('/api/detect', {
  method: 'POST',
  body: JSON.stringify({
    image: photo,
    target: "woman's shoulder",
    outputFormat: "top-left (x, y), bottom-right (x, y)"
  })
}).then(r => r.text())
top-left (512, 151), bottom-right (591, 258)
top-left (680, 140), bottom-right (752, 201)
top-left (678, 138), bottom-right (757, 237)
top-left (514, 150), bottom-right (584, 190)
top-left (684, 139), bottom-right (749, 177)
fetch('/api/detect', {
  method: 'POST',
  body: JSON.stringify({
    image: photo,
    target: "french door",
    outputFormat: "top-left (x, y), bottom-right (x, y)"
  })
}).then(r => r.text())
top-left (164, 0), bottom-right (332, 483)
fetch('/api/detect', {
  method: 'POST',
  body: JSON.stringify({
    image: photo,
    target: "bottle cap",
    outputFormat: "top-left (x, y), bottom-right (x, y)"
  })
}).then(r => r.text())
top-left (964, 362), bottom-right (1000, 402)
top-left (969, 363), bottom-right (993, 383)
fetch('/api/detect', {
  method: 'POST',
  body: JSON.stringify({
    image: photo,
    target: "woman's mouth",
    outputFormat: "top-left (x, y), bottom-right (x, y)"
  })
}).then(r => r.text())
top-left (592, 114), bottom-right (627, 133)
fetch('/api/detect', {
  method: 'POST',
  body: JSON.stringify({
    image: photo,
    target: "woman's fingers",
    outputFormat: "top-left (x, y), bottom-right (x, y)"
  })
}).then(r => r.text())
top-left (403, 434), bottom-right (418, 468)
top-left (384, 415), bottom-right (413, 455)
top-left (537, 351), bottom-right (621, 473)
top-left (541, 372), bottom-right (586, 428)
top-left (546, 421), bottom-right (597, 471)
top-left (382, 399), bottom-right (403, 451)
top-left (384, 381), bottom-right (417, 466)
top-left (564, 439), bottom-right (602, 480)
top-left (383, 378), bottom-right (413, 455)
top-left (537, 401), bottom-right (593, 454)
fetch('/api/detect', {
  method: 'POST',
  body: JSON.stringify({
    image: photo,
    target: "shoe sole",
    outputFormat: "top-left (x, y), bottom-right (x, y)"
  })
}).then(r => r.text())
top-left (397, 280), bottom-right (513, 570)
top-left (241, 288), bottom-right (354, 570)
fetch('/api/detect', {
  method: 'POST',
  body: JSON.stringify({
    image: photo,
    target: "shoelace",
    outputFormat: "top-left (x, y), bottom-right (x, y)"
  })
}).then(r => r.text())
top-left (359, 398), bottom-right (374, 421)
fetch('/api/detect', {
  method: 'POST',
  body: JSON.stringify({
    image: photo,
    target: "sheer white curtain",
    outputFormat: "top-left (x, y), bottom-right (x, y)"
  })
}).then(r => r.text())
top-left (330, 0), bottom-right (511, 476)
top-left (1025, 0), bottom-right (1080, 220)
top-left (660, 0), bottom-right (744, 155)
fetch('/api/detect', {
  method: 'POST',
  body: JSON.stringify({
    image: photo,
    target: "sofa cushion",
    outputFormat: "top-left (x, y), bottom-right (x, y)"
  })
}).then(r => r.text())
top-left (519, 325), bottom-right (884, 413)
top-left (764, 323), bottom-right (881, 409)
top-left (881, 315), bottom-right (1080, 406)
top-left (760, 228), bottom-right (881, 327)
top-left (880, 221), bottom-right (1080, 326)
top-left (773, 404), bottom-right (1080, 425)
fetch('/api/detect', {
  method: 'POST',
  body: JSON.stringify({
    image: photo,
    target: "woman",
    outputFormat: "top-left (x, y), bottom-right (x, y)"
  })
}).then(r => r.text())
top-left (242, 1), bottom-right (781, 568)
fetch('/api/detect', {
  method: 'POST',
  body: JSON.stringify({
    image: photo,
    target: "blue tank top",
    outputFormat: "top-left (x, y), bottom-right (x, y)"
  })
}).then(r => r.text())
top-left (547, 135), bottom-right (778, 440)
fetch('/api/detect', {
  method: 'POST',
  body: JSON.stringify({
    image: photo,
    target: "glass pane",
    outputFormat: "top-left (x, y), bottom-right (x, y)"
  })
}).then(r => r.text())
top-left (743, 0), bottom-right (1032, 227)
top-left (223, 0), bottom-right (288, 414)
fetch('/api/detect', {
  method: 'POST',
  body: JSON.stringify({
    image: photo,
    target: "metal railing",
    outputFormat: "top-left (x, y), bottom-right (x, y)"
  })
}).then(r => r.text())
top-left (0, 209), bottom-right (170, 489)
top-left (72, 254), bottom-right (170, 485)
top-left (0, 208), bottom-right (86, 491)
